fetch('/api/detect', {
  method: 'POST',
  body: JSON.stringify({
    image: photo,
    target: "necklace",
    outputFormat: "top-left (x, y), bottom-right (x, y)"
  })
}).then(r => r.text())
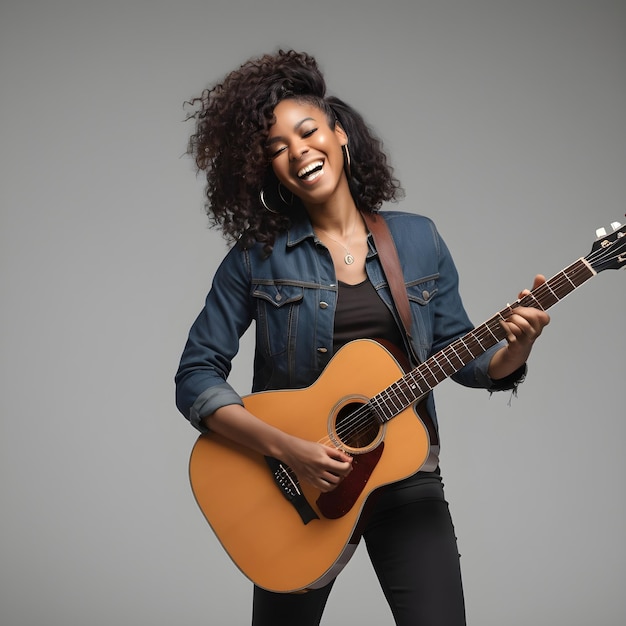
top-left (316, 219), bottom-right (359, 265)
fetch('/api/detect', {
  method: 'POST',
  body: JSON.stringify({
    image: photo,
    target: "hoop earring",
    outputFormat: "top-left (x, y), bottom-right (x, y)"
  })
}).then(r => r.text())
top-left (278, 183), bottom-right (293, 206)
top-left (342, 144), bottom-right (352, 178)
top-left (259, 188), bottom-right (280, 214)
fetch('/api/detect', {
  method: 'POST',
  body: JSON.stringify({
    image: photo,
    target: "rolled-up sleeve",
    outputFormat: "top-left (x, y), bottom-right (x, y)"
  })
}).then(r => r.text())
top-left (175, 245), bottom-right (252, 432)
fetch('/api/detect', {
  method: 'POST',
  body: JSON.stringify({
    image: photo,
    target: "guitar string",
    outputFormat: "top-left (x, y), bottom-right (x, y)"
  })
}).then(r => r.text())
top-left (314, 255), bottom-right (616, 451)
top-left (322, 276), bottom-right (562, 445)
top-left (280, 241), bottom-right (623, 486)
top-left (318, 266), bottom-right (586, 449)
top-left (323, 238), bottom-right (624, 448)
top-left (318, 236), bottom-right (625, 449)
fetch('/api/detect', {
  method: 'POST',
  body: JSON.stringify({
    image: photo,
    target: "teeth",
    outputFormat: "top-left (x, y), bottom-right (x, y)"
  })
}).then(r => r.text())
top-left (303, 168), bottom-right (323, 182)
top-left (298, 161), bottom-right (324, 179)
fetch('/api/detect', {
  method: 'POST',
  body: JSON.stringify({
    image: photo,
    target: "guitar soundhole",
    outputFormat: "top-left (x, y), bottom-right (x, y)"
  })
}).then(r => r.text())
top-left (332, 400), bottom-right (382, 453)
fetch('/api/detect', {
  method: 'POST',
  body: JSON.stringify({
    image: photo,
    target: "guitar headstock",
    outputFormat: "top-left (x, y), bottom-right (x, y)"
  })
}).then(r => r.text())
top-left (585, 220), bottom-right (626, 273)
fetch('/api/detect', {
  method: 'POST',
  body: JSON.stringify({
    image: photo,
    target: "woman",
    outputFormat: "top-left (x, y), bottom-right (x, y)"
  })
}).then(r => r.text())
top-left (175, 50), bottom-right (549, 626)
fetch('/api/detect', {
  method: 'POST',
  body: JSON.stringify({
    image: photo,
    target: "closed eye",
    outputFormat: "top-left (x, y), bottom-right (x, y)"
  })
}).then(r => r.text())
top-left (268, 145), bottom-right (286, 159)
top-left (266, 126), bottom-right (318, 160)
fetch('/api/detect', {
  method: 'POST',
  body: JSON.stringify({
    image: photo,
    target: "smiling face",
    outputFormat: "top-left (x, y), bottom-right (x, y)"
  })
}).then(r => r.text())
top-left (265, 99), bottom-right (351, 211)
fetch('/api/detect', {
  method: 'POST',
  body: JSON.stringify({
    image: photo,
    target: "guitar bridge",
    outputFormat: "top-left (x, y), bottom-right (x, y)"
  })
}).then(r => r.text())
top-left (264, 456), bottom-right (319, 525)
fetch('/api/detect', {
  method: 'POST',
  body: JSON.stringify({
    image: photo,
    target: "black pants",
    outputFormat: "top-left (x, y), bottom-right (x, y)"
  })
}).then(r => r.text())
top-left (252, 476), bottom-right (466, 626)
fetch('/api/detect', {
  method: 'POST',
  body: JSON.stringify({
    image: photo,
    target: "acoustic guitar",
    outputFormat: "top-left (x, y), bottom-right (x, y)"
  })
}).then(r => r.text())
top-left (189, 221), bottom-right (625, 592)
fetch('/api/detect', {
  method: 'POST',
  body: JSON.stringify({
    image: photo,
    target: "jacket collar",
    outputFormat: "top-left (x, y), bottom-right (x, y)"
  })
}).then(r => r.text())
top-left (286, 216), bottom-right (316, 248)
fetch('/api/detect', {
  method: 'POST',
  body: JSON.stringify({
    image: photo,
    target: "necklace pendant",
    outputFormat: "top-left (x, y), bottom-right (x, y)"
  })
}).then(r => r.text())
top-left (344, 253), bottom-right (355, 265)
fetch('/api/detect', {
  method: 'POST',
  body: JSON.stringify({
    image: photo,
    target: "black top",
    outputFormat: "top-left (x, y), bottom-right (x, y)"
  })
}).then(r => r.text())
top-left (332, 279), bottom-right (404, 354)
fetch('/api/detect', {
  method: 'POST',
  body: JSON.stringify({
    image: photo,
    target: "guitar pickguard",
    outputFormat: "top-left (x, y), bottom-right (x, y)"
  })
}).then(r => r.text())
top-left (316, 444), bottom-right (384, 519)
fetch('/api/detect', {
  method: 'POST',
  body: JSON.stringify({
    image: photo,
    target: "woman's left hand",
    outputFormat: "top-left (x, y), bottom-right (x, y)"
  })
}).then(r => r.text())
top-left (488, 274), bottom-right (551, 379)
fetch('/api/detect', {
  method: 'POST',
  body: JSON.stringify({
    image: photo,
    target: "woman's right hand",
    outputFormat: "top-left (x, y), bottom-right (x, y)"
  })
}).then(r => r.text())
top-left (279, 436), bottom-right (353, 492)
top-left (205, 404), bottom-right (353, 492)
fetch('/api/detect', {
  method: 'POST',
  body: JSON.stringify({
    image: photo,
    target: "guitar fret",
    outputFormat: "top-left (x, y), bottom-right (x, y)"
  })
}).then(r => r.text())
top-left (396, 380), bottom-right (414, 404)
top-left (485, 319), bottom-right (501, 342)
top-left (422, 359), bottom-right (438, 388)
top-left (381, 391), bottom-right (397, 422)
top-left (446, 344), bottom-right (465, 368)
top-left (533, 296), bottom-right (547, 309)
top-left (562, 267), bottom-right (577, 290)
top-left (436, 355), bottom-right (455, 378)
top-left (439, 349), bottom-right (456, 371)
top-left (473, 332), bottom-right (489, 351)
top-left (539, 281), bottom-right (559, 308)
top-left (370, 394), bottom-right (392, 423)
top-left (526, 291), bottom-right (546, 310)
top-left (387, 385), bottom-right (404, 411)
top-left (407, 373), bottom-right (427, 397)
top-left (459, 337), bottom-right (479, 360)
top-left (431, 356), bottom-right (448, 379)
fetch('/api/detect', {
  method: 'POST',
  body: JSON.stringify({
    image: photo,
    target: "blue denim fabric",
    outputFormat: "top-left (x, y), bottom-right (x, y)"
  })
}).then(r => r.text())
top-left (175, 211), bottom-right (515, 432)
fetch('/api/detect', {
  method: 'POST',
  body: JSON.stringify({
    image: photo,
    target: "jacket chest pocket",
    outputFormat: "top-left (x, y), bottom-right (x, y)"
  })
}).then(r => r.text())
top-left (406, 278), bottom-right (438, 305)
top-left (252, 283), bottom-right (305, 357)
top-left (405, 276), bottom-right (438, 348)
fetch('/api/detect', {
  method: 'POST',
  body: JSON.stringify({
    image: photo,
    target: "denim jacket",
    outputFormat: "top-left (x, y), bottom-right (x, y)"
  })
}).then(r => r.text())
top-left (175, 211), bottom-right (522, 432)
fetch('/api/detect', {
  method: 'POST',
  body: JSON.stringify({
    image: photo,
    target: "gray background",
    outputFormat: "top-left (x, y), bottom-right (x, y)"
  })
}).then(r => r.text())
top-left (1, 1), bottom-right (625, 624)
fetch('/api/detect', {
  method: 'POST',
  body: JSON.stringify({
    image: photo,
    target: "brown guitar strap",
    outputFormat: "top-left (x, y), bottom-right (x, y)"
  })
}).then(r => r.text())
top-left (362, 210), bottom-right (439, 446)
top-left (361, 211), bottom-right (420, 365)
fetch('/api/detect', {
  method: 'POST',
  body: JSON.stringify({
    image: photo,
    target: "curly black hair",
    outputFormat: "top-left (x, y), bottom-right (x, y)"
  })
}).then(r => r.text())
top-left (186, 50), bottom-right (403, 252)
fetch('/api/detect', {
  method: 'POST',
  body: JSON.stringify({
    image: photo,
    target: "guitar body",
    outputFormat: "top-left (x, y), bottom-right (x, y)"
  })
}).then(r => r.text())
top-left (189, 339), bottom-right (430, 592)
top-left (188, 219), bottom-right (626, 593)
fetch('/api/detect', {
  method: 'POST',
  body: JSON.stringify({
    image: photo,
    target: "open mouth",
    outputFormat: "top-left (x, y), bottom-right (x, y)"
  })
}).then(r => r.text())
top-left (297, 160), bottom-right (324, 182)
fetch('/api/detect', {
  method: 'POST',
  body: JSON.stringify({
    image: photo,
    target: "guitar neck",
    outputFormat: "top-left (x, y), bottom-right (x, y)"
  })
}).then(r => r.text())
top-left (373, 257), bottom-right (597, 422)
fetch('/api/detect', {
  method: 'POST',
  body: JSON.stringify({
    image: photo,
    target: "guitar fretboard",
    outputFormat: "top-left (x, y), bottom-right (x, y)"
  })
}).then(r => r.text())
top-left (371, 258), bottom-right (596, 422)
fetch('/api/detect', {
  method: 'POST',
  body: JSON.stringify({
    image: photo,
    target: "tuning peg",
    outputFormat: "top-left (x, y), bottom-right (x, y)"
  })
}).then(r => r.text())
top-left (611, 222), bottom-right (622, 231)
top-left (596, 227), bottom-right (607, 238)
